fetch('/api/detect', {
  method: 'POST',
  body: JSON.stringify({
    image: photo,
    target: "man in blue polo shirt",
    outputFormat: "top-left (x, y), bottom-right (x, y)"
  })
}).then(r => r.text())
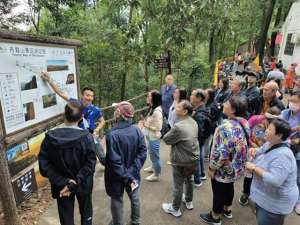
top-left (161, 74), bottom-right (176, 118)
top-left (41, 73), bottom-right (105, 135)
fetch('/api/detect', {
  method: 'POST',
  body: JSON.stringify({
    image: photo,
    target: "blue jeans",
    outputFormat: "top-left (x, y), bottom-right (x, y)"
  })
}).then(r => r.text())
top-left (147, 138), bottom-right (161, 176)
top-left (256, 204), bottom-right (285, 225)
top-left (297, 160), bottom-right (300, 203)
top-left (194, 145), bottom-right (205, 184)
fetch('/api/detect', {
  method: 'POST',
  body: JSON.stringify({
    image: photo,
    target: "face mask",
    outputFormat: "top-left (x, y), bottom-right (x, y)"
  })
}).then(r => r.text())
top-left (289, 102), bottom-right (300, 112)
top-left (255, 129), bottom-right (265, 138)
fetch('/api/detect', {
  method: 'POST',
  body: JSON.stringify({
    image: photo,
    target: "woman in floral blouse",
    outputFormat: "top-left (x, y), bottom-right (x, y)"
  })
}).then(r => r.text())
top-left (200, 96), bottom-right (250, 225)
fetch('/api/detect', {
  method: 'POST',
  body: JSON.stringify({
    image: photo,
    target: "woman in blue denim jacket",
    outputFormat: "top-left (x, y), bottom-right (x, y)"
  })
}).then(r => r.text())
top-left (246, 118), bottom-right (299, 225)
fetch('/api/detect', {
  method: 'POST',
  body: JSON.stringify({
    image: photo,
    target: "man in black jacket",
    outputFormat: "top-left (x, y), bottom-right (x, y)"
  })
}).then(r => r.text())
top-left (190, 89), bottom-right (211, 186)
top-left (39, 100), bottom-right (96, 225)
top-left (253, 81), bottom-right (285, 115)
top-left (245, 72), bottom-right (260, 117)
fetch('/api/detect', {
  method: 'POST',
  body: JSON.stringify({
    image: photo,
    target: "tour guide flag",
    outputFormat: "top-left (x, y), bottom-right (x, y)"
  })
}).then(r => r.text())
top-left (213, 60), bottom-right (221, 86)
top-left (253, 55), bottom-right (260, 71)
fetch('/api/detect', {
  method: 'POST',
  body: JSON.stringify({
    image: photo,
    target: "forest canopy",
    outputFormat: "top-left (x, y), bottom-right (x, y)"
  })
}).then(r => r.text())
top-left (0, 0), bottom-right (295, 106)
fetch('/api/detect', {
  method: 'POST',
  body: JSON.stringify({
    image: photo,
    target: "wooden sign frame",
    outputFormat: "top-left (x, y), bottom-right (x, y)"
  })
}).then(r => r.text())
top-left (0, 30), bottom-right (82, 147)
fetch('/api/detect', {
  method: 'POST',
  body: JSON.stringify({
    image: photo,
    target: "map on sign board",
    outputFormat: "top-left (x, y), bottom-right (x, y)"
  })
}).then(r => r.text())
top-left (0, 42), bottom-right (79, 135)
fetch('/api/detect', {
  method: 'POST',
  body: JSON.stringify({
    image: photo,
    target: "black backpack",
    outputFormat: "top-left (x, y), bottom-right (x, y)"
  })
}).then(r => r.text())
top-left (194, 108), bottom-right (213, 145)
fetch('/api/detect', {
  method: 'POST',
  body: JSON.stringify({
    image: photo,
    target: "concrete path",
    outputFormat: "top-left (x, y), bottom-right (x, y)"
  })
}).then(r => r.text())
top-left (38, 142), bottom-right (299, 225)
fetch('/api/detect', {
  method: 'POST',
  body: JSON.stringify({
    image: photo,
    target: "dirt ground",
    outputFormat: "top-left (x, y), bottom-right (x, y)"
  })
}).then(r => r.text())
top-left (36, 141), bottom-right (299, 225)
top-left (0, 184), bottom-right (52, 225)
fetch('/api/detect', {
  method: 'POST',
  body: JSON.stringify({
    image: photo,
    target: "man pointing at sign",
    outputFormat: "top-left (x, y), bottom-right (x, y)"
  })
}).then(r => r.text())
top-left (41, 72), bottom-right (105, 136)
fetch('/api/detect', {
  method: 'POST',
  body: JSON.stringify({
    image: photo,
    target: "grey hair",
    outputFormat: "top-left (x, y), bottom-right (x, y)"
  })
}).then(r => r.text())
top-left (234, 76), bottom-right (246, 87)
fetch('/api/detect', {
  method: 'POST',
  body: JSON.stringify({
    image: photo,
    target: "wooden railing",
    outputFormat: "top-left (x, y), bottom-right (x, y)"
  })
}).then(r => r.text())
top-left (100, 93), bottom-right (148, 131)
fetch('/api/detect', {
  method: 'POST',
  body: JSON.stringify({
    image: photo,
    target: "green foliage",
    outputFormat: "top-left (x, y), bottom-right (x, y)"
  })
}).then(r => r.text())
top-left (0, 0), bottom-right (25, 28)
top-left (4, 0), bottom-right (290, 112)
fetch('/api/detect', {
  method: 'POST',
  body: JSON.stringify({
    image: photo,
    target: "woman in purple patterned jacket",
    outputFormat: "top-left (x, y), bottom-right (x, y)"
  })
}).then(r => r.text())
top-left (200, 96), bottom-right (250, 225)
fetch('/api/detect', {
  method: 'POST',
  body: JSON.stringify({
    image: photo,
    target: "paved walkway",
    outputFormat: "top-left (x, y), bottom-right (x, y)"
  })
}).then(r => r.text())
top-left (38, 142), bottom-right (299, 225)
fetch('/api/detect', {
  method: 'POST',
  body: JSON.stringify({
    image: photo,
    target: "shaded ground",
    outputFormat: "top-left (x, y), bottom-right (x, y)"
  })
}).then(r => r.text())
top-left (0, 185), bottom-right (52, 225)
top-left (38, 142), bottom-right (299, 225)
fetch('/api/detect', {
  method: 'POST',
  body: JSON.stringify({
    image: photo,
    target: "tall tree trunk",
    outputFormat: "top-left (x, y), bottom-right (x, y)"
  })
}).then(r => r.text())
top-left (55, 0), bottom-right (59, 30)
top-left (258, 0), bottom-right (276, 68)
top-left (274, 6), bottom-right (282, 27)
top-left (283, 2), bottom-right (293, 21)
top-left (270, 5), bottom-right (282, 56)
top-left (97, 58), bottom-right (102, 105)
top-left (120, 1), bottom-right (135, 100)
top-left (120, 61), bottom-right (127, 100)
top-left (36, 9), bottom-right (41, 34)
top-left (144, 59), bottom-right (149, 92)
top-left (143, 21), bottom-right (149, 92)
top-left (270, 31), bottom-right (277, 57)
top-left (192, 25), bottom-right (200, 55)
top-left (218, 29), bottom-right (226, 58)
top-left (209, 27), bottom-right (215, 64)
top-left (0, 127), bottom-right (21, 225)
top-left (209, 27), bottom-right (216, 75)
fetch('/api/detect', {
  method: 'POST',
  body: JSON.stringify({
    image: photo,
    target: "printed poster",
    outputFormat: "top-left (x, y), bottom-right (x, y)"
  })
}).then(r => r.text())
top-left (0, 42), bottom-right (79, 134)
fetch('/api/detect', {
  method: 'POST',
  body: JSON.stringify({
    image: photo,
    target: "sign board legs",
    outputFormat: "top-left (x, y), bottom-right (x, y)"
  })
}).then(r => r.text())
top-left (160, 68), bottom-right (163, 88)
top-left (0, 133), bottom-right (21, 225)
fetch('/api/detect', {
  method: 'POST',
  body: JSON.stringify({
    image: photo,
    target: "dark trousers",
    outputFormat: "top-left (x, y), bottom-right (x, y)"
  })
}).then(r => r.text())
top-left (211, 179), bottom-right (234, 214)
top-left (256, 204), bottom-right (285, 225)
top-left (243, 177), bottom-right (253, 196)
top-left (110, 188), bottom-right (140, 225)
top-left (57, 194), bottom-right (93, 225)
top-left (172, 166), bottom-right (194, 210)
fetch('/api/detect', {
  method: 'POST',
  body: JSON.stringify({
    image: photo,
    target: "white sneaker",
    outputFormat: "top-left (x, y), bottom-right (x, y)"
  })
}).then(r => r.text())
top-left (194, 182), bottom-right (203, 188)
top-left (200, 175), bottom-right (207, 180)
top-left (145, 173), bottom-right (160, 182)
top-left (162, 203), bottom-right (182, 217)
top-left (143, 166), bottom-right (154, 173)
top-left (182, 194), bottom-right (194, 210)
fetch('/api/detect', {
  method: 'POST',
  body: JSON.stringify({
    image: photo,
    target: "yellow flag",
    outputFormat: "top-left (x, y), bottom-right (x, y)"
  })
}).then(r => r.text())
top-left (213, 60), bottom-right (220, 86)
top-left (253, 56), bottom-right (260, 71)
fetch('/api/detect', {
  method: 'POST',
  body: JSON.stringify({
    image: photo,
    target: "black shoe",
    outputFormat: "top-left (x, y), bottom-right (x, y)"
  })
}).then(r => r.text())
top-left (223, 210), bottom-right (232, 219)
top-left (239, 194), bottom-right (249, 206)
top-left (200, 212), bottom-right (221, 225)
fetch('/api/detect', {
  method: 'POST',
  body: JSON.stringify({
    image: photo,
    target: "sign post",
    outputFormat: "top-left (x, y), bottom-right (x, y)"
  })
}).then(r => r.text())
top-left (0, 124), bottom-right (20, 225)
top-left (154, 51), bottom-right (172, 87)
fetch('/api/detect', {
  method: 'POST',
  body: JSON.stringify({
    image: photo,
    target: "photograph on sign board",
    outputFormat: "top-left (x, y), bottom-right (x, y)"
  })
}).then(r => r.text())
top-left (6, 140), bottom-right (36, 177)
top-left (23, 102), bottom-right (35, 121)
top-left (20, 75), bottom-right (38, 91)
top-left (66, 73), bottom-right (75, 84)
top-left (42, 93), bottom-right (57, 108)
top-left (47, 59), bottom-right (69, 72)
top-left (6, 132), bottom-right (46, 180)
top-left (6, 142), bottom-right (29, 162)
